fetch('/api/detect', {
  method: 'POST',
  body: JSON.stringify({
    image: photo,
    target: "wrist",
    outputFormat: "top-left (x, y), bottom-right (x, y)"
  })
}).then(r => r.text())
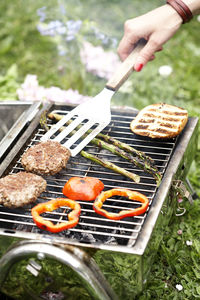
top-left (183, 0), bottom-right (200, 15)
top-left (166, 0), bottom-right (193, 23)
top-left (163, 3), bottom-right (183, 24)
top-left (166, 0), bottom-right (200, 23)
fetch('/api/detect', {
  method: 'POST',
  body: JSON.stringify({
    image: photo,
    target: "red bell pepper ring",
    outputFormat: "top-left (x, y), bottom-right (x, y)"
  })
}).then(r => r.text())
top-left (93, 188), bottom-right (149, 220)
top-left (31, 198), bottom-right (81, 233)
top-left (62, 176), bottom-right (104, 201)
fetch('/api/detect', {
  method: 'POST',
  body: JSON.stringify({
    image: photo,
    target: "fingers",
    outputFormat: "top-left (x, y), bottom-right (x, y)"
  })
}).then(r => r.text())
top-left (134, 46), bottom-right (163, 70)
top-left (117, 35), bottom-right (138, 61)
top-left (118, 32), bottom-right (164, 71)
top-left (118, 17), bottom-right (164, 72)
top-left (117, 19), bottom-right (140, 61)
top-left (118, 39), bottom-right (163, 71)
top-left (149, 55), bottom-right (156, 61)
top-left (134, 37), bottom-right (162, 71)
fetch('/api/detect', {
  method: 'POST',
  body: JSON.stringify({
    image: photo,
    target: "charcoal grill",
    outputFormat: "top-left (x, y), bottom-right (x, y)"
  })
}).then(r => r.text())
top-left (0, 101), bottom-right (198, 300)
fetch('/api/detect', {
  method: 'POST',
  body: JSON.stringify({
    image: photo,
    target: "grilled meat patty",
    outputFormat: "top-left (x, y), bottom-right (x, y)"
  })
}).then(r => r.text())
top-left (130, 103), bottom-right (188, 139)
top-left (21, 140), bottom-right (71, 175)
top-left (0, 172), bottom-right (46, 208)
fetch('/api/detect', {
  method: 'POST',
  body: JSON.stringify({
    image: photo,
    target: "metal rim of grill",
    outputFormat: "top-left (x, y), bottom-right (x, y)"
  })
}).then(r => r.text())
top-left (0, 102), bottom-right (198, 255)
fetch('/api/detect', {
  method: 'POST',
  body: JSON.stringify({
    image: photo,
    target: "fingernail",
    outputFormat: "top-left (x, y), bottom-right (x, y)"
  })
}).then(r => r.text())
top-left (135, 63), bottom-right (143, 72)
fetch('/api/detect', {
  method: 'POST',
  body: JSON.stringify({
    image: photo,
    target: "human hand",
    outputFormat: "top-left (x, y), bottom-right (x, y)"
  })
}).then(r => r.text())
top-left (117, 5), bottom-right (183, 71)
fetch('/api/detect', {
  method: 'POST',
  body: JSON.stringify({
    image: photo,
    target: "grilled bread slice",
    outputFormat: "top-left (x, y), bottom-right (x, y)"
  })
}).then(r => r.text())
top-left (130, 103), bottom-right (188, 139)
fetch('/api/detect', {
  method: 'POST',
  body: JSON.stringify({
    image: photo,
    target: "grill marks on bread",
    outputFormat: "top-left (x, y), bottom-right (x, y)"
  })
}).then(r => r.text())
top-left (0, 172), bottom-right (46, 208)
top-left (21, 140), bottom-right (71, 175)
top-left (130, 103), bottom-right (188, 139)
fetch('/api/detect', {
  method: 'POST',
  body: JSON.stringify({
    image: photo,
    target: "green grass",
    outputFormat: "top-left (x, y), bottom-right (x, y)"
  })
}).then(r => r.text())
top-left (0, 0), bottom-right (200, 299)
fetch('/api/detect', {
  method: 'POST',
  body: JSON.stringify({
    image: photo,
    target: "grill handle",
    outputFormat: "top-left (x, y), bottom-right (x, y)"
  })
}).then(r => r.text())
top-left (0, 240), bottom-right (117, 300)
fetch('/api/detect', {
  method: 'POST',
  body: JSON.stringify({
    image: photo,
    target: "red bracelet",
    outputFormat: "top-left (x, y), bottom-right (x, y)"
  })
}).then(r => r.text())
top-left (167, 0), bottom-right (193, 23)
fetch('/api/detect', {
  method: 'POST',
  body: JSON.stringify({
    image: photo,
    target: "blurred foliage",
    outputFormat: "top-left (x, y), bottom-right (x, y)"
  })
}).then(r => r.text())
top-left (0, 0), bottom-right (200, 299)
top-left (0, 64), bottom-right (19, 100)
top-left (0, 0), bottom-right (59, 86)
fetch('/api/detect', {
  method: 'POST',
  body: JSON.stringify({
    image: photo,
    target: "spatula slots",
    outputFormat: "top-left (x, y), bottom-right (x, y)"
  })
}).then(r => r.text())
top-left (41, 39), bottom-right (147, 156)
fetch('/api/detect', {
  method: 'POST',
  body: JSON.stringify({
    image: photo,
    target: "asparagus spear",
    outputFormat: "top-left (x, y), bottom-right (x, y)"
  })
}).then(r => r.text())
top-left (48, 112), bottom-right (154, 164)
top-left (43, 112), bottom-right (140, 183)
top-left (97, 132), bottom-right (154, 165)
top-left (40, 110), bottom-right (49, 132)
top-left (80, 150), bottom-right (140, 183)
top-left (48, 112), bottom-right (161, 185)
top-left (91, 137), bottom-right (161, 185)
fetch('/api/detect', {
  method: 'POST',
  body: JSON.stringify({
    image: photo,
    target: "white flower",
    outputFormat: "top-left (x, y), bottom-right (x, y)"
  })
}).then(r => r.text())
top-left (186, 240), bottom-right (193, 246)
top-left (45, 87), bottom-right (91, 104)
top-left (158, 65), bottom-right (173, 77)
top-left (197, 15), bottom-right (200, 22)
top-left (17, 74), bottom-right (91, 104)
top-left (176, 284), bottom-right (183, 291)
top-left (21, 74), bottom-right (39, 89)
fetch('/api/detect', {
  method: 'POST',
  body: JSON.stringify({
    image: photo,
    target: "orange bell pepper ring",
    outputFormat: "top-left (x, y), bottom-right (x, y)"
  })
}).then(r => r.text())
top-left (62, 176), bottom-right (104, 201)
top-left (31, 198), bottom-right (81, 233)
top-left (93, 188), bottom-right (149, 220)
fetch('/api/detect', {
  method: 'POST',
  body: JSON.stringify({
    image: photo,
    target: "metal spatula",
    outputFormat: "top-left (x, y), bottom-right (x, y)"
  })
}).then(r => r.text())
top-left (41, 39), bottom-right (146, 156)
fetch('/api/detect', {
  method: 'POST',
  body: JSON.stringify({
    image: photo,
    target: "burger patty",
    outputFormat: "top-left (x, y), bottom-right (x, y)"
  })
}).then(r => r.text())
top-left (0, 172), bottom-right (47, 208)
top-left (21, 140), bottom-right (71, 175)
top-left (130, 103), bottom-right (188, 139)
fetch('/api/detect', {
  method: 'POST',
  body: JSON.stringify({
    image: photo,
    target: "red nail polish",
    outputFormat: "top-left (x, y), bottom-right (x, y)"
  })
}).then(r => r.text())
top-left (136, 63), bottom-right (143, 72)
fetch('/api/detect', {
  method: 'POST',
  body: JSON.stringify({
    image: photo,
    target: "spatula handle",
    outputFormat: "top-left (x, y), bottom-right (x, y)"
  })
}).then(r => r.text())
top-left (106, 39), bottom-right (147, 91)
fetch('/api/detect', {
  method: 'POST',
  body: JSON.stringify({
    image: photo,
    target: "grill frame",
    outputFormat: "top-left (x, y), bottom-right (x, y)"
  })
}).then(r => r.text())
top-left (0, 102), bottom-right (198, 255)
top-left (0, 102), bottom-right (198, 300)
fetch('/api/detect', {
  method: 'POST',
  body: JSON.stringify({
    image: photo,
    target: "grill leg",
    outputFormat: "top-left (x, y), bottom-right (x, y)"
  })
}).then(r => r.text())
top-left (185, 177), bottom-right (199, 200)
top-left (0, 240), bottom-right (118, 300)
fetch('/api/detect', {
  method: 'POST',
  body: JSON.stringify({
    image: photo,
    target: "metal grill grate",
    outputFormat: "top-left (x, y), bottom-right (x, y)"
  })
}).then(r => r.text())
top-left (0, 105), bottom-right (177, 248)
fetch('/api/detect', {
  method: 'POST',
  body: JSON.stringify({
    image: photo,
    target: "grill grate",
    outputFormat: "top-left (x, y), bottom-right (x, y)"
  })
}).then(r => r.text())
top-left (0, 106), bottom-right (176, 247)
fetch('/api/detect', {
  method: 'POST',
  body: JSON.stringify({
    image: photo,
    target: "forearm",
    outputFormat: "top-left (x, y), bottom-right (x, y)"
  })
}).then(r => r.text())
top-left (117, 0), bottom-right (200, 70)
top-left (183, 0), bottom-right (200, 15)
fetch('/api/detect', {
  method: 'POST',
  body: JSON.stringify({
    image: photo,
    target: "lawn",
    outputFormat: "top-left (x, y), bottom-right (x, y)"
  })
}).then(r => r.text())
top-left (0, 0), bottom-right (200, 299)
